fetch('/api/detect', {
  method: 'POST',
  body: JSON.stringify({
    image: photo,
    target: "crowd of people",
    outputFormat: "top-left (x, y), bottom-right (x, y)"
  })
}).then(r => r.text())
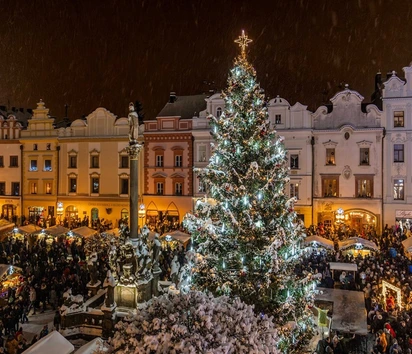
top-left (307, 222), bottom-right (412, 354)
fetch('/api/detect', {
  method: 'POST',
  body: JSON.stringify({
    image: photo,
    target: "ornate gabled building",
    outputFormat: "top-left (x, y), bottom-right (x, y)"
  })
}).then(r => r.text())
top-left (143, 93), bottom-right (206, 229)
top-left (312, 86), bottom-right (384, 232)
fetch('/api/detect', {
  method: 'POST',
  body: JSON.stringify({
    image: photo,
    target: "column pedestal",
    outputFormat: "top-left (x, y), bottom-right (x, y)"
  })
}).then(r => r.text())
top-left (86, 281), bottom-right (101, 297)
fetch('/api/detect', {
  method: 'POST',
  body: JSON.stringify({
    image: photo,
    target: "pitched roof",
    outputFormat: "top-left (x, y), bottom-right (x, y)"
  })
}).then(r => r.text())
top-left (157, 94), bottom-right (207, 119)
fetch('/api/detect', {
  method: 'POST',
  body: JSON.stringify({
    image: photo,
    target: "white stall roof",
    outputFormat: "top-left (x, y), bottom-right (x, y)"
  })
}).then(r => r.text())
top-left (304, 235), bottom-right (335, 250)
top-left (338, 237), bottom-right (378, 251)
top-left (329, 262), bottom-right (358, 272)
top-left (22, 330), bottom-right (74, 354)
top-left (75, 337), bottom-right (107, 354)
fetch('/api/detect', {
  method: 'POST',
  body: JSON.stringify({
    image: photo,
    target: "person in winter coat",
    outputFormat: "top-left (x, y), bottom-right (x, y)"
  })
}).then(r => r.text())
top-left (378, 330), bottom-right (388, 353)
top-left (28, 287), bottom-right (36, 315)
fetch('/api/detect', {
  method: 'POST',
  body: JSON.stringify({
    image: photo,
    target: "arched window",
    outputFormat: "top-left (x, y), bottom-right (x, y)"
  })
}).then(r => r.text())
top-left (216, 107), bottom-right (222, 118)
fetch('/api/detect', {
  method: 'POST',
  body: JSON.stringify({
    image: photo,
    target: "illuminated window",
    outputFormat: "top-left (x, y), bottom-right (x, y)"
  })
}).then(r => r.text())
top-left (355, 176), bottom-right (373, 198)
top-left (290, 154), bottom-right (299, 169)
top-left (290, 182), bottom-right (299, 199)
top-left (69, 177), bottom-right (77, 193)
top-left (45, 182), bottom-right (52, 194)
top-left (394, 179), bottom-right (404, 200)
top-left (275, 114), bottom-right (281, 124)
top-left (44, 159), bottom-right (52, 171)
top-left (394, 144), bottom-right (404, 162)
top-left (199, 181), bottom-right (206, 193)
top-left (394, 111), bottom-right (404, 127)
top-left (30, 182), bottom-right (38, 194)
top-left (322, 176), bottom-right (339, 197)
top-left (326, 148), bottom-right (335, 165)
top-left (198, 145), bottom-right (206, 162)
top-left (156, 182), bottom-right (164, 195)
top-left (175, 182), bottom-right (183, 195)
top-left (91, 177), bottom-right (99, 194)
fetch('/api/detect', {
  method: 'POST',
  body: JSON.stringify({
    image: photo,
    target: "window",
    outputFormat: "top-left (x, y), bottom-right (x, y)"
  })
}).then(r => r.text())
top-left (394, 144), bottom-right (404, 162)
top-left (156, 155), bottom-right (164, 167)
top-left (120, 156), bottom-right (129, 169)
top-left (394, 111), bottom-right (404, 128)
top-left (46, 143), bottom-right (51, 150)
top-left (30, 160), bottom-right (38, 171)
top-left (0, 182), bottom-right (5, 195)
top-left (326, 148), bottom-right (335, 165)
top-left (30, 182), bottom-right (38, 194)
top-left (360, 148), bottom-right (369, 165)
top-left (69, 177), bottom-right (77, 193)
top-left (44, 159), bottom-right (52, 171)
top-left (120, 178), bottom-right (129, 195)
top-left (216, 107), bottom-right (222, 118)
top-left (290, 154), bottom-right (299, 169)
top-left (322, 176), bottom-right (339, 197)
top-left (394, 179), bottom-right (404, 200)
top-left (91, 155), bottom-right (99, 168)
top-left (198, 145), bottom-right (206, 162)
top-left (11, 182), bottom-right (19, 196)
top-left (10, 156), bottom-right (18, 167)
top-left (199, 181), bottom-right (206, 193)
top-left (0, 156), bottom-right (3, 167)
top-left (275, 114), bottom-right (281, 124)
top-left (33, 144), bottom-right (38, 151)
top-left (290, 182), bottom-right (299, 199)
top-left (91, 177), bottom-right (99, 194)
top-left (156, 182), bottom-right (164, 195)
top-left (45, 182), bottom-right (52, 194)
top-left (175, 155), bottom-right (182, 167)
top-left (175, 182), bottom-right (183, 195)
top-left (69, 156), bottom-right (77, 168)
top-left (355, 176), bottom-right (373, 198)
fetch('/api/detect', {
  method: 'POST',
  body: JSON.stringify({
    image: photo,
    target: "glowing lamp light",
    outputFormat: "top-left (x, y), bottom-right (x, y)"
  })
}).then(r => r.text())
top-left (165, 235), bottom-right (172, 242)
top-left (68, 231), bottom-right (73, 237)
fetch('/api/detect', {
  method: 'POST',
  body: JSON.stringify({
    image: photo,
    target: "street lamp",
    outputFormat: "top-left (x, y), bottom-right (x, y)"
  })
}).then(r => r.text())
top-left (138, 203), bottom-right (146, 231)
top-left (335, 208), bottom-right (345, 225)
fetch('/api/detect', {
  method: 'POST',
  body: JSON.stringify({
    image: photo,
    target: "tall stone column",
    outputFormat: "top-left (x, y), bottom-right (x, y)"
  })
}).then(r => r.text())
top-left (127, 144), bottom-right (143, 241)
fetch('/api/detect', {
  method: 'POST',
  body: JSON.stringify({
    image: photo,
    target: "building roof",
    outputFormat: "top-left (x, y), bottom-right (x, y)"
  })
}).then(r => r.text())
top-left (0, 106), bottom-right (33, 128)
top-left (157, 94), bottom-right (207, 119)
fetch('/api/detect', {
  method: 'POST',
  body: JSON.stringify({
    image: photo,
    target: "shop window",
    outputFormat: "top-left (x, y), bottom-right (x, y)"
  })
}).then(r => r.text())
top-left (360, 148), bottom-right (369, 165)
top-left (120, 155), bottom-right (129, 169)
top-left (91, 208), bottom-right (99, 222)
top-left (394, 144), bottom-right (404, 162)
top-left (91, 177), bottom-right (100, 194)
top-left (120, 177), bottom-right (129, 195)
top-left (69, 177), bottom-right (77, 193)
top-left (394, 111), bottom-right (404, 128)
top-left (355, 176), bottom-right (373, 198)
top-left (0, 156), bottom-right (3, 168)
top-left (9, 156), bottom-right (18, 167)
top-left (326, 148), bottom-right (335, 165)
top-left (275, 114), bottom-right (281, 124)
top-left (156, 182), bottom-right (164, 195)
top-left (290, 182), bottom-right (299, 199)
top-left (45, 182), bottom-right (52, 194)
top-left (216, 107), bottom-right (222, 118)
top-left (175, 182), bottom-right (183, 195)
top-left (156, 155), bottom-right (164, 167)
top-left (290, 154), bottom-right (299, 169)
top-left (121, 208), bottom-right (128, 220)
top-left (44, 159), bottom-right (52, 171)
top-left (30, 182), bottom-right (38, 194)
top-left (198, 145), bottom-right (206, 162)
top-left (175, 155), bottom-right (182, 167)
top-left (394, 179), bottom-right (404, 200)
top-left (0, 182), bottom-right (5, 195)
top-left (322, 176), bottom-right (339, 197)
top-left (11, 182), bottom-right (19, 196)
top-left (69, 155), bottom-right (77, 168)
top-left (30, 160), bottom-right (38, 171)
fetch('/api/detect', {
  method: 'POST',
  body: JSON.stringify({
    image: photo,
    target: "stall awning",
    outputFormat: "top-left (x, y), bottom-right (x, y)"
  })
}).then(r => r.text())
top-left (71, 226), bottom-right (97, 238)
top-left (0, 219), bottom-right (14, 233)
top-left (338, 237), bottom-right (378, 252)
top-left (18, 224), bottom-right (41, 234)
top-left (45, 225), bottom-right (70, 237)
top-left (304, 235), bottom-right (334, 250)
top-left (22, 330), bottom-right (74, 354)
top-left (0, 264), bottom-right (22, 279)
top-left (160, 230), bottom-right (191, 246)
top-left (402, 237), bottom-right (412, 253)
top-left (329, 262), bottom-right (358, 272)
top-left (75, 337), bottom-right (106, 354)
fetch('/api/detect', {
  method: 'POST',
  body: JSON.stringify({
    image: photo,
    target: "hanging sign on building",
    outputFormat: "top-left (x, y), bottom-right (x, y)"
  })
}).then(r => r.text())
top-left (396, 210), bottom-right (412, 218)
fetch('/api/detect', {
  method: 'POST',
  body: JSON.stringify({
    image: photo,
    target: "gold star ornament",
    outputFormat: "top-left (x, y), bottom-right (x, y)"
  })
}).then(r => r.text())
top-left (234, 30), bottom-right (252, 58)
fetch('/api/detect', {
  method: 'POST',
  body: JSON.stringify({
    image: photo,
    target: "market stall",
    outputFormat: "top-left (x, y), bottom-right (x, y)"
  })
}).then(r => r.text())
top-left (22, 330), bottom-right (74, 354)
top-left (0, 219), bottom-right (14, 240)
top-left (71, 226), bottom-right (97, 239)
top-left (304, 235), bottom-right (335, 251)
top-left (160, 230), bottom-right (191, 249)
top-left (338, 237), bottom-right (378, 257)
top-left (75, 337), bottom-right (107, 354)
top-left (402, 237), bottom-right (412, 258)
top-left (0, 264), bottom-right (23, 305)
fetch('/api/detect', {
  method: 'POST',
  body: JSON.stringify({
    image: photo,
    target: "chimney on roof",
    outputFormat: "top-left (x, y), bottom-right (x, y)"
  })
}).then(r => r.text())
top-left (169, 92), bottom-right (177, 103)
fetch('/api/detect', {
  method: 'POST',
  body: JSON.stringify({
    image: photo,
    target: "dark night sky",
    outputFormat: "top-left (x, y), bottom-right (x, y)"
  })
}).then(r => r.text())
top-left (1, 0), bottom-right (412, 121)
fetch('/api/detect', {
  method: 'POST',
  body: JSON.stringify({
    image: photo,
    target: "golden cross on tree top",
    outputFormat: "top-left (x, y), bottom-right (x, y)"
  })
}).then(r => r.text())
top-left (234, 30), bottom-right (252, 58)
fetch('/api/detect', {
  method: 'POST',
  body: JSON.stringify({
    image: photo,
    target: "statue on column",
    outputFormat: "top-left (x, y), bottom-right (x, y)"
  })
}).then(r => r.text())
top-left (87, 252), bottom-right (99, 286)
top-left (128, 102), bottom-right (139, 145)
top-left (103, 270), bottom-right (116, 308)
top-left (152, 233), bottom-right (161, 272)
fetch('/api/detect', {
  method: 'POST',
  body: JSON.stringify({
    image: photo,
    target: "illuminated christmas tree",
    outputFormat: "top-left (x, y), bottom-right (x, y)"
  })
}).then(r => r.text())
top-left (184, 31), bottom-right (316, 352)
